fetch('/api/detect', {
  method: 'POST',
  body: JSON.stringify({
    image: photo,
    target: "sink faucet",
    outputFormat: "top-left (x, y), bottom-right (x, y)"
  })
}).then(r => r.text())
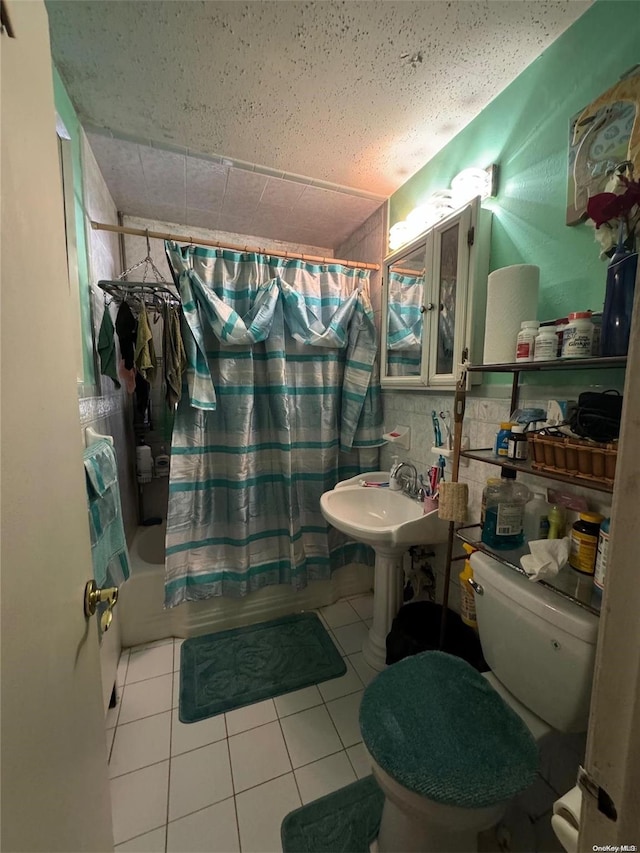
top-left (390, 462), bottom-right (424, 500)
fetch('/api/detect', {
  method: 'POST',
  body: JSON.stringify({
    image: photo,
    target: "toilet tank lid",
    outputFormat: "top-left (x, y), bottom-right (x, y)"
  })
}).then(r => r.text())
top-left (470, 552), bottom-right (599, 643)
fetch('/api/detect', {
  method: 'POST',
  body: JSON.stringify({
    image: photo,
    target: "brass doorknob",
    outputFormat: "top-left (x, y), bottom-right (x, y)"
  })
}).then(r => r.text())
top-left (84, 580), bottom-right (119, 632)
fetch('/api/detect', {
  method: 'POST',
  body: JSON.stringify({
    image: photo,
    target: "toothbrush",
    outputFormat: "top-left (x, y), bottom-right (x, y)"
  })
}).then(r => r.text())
top-left (439, 410), bottom-right (452, 450)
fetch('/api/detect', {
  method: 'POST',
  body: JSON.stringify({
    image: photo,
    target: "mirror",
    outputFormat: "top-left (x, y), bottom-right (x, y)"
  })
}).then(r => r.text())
top-left (433, 220), bottom-right (460, 377)
top-left (385, 242), bottom-right (426, 377)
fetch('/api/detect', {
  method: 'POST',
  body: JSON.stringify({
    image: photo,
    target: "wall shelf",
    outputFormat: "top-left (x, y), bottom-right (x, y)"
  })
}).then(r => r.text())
top-left (456, 525), bottom-right (602, 616)
top-left (467, 356), bottom-right (627, 373)
top-left (460, 448), bottom-right (614, 493)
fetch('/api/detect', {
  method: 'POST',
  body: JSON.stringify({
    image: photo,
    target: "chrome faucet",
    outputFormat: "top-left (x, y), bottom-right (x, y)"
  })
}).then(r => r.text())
top-left (390, 462), bottom-right (424, 501)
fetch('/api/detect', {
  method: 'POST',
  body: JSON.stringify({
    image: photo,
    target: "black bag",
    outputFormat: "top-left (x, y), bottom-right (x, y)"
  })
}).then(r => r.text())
top-left (569, 390), bottom-right (623, 443)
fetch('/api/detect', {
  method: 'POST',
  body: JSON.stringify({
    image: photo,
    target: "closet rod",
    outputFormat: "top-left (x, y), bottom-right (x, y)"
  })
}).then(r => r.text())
top-left (91, 221), bottom-right (380, 272)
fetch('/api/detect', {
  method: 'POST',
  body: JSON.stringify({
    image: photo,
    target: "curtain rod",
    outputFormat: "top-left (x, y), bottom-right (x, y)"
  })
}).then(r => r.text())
top-left (90, 221), bottom-right (380, 272)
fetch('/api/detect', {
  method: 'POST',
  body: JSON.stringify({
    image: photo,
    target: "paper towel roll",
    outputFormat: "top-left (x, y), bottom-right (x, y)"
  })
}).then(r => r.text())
top-left (551, 785), bottom-right (582, 853)
top-left (483, 264), bottom-right (540, 364)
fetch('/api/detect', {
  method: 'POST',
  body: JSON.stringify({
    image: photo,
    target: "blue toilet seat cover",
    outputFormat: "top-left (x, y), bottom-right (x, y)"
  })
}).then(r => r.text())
top-left (359, 651), bottom-right (538, 808)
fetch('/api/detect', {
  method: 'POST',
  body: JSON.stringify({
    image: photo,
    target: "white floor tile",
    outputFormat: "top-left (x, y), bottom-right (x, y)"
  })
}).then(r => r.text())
top-left (173, 675), bottom-right (180, 708)
top-left (317, 658), bottom-right (363, 702)
top-left (171, 708), bottom-right (226, 756)
top-left (332, 621), bottom-right (369, 655)
top-left (126, 644), bottom-right (175, 684)
top-left (274, 685), bottom-right (323, 718)
top-left (320, 600), bottom-right (360, 629)
top-left (173, 638), bottom-right (184, 672)
top-left (236, 773), bottom-right (301, 853)
top-left (110, 761), bottom-right (169, 846)
top-left (115, 827), bottom-right (167, 852)
top-left (294, 751), bottom-right (357, 804)
top-left (348, 594), bottom-right (374, 621)
top-left (118, 674), bottom-right (173, 725)
top-left (349, 651), bottom-right (379, 687)
top-left (169, 740), bottom-right (233, 822)
top-left (326, 691), bottom-right (364, 748)
top-left (328, 631), bottom-right (346, 657)
top-left (117, 651), bottom-right (130, 688)
top-left (109, 711), bottom-right (171, 778)
top-left (228, 720), bottom-right (291, 792)
top-left (346, 742), bottom-right (373, 779)
top-left (279, 705), bottom-right (342, 769)
top-left (225, 699), bottom-right (277, 736)
top-left (167, 797), bottom-right (239, 853)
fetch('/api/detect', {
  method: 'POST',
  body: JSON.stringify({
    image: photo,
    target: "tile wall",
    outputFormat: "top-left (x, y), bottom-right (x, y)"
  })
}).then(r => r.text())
top-left (80, 133), bottom-right (139, 541)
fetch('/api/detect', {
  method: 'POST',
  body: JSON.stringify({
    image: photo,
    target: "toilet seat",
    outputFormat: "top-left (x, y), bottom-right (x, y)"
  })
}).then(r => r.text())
top-left (359, 651), bottom-right (538, 807)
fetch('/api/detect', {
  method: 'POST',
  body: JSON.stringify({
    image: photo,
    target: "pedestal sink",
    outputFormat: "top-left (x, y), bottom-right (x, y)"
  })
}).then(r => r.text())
top-left (320, 474), bottom-right (449, 671)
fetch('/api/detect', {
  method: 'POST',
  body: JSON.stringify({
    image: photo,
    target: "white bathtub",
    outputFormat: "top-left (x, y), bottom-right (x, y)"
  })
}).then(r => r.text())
top-left (118, 522), bottom-right (374, 647)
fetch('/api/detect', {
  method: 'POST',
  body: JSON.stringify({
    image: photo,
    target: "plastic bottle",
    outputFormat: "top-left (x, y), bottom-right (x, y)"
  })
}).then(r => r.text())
top-left (389, 455), bottom-right (401, 491)
top-left (515, 321), bottom-right (540, 362)
top-left (494, 422), bottom-right (514, 458)
top-left (480, 477), bottom-right (502, 528)
top-left (601, 249), bottom-right (638, 357)
top-left (507, 425), bottom-right (528, 461)
top-left (547, 505), bottom-right (566, 539)
top-left (569, 512), bottom-right (603, 575)
top-left (523, 491), bottom-right (550, 542)
top-left (481, 468), bottom-right (530, 550)
top-left (594, 517), bottom-right (610, 594)
top-left (459, 544), bottom-right (477, 628)
top-left (136, 442), bottom-right (153, 484)
top-left (562, 311), bottom-right (594, 358)
top-left (533, 326), bottom-right (558, 361)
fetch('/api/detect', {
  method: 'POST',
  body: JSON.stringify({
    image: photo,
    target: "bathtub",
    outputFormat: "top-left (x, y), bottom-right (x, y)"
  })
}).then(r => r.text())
top-left (118, 521), bottom-right (374, 648)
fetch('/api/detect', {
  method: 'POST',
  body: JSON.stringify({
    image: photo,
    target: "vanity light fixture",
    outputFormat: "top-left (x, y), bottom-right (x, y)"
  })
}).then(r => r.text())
top-left (389, 164), bottom-right (498, 251)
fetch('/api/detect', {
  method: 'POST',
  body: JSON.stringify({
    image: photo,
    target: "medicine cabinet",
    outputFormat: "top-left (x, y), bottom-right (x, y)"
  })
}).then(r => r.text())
top-left (381, 197), bottom-right (491, 390)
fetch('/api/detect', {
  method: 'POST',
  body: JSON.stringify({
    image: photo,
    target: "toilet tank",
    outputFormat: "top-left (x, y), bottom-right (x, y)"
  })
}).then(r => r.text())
top-left (471, 552), bottom-right (599, 733)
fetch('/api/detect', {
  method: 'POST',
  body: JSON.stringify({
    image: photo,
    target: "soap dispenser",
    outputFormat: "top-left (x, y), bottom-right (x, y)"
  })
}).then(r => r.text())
top-left (389, 455), bottom-right (402, 491)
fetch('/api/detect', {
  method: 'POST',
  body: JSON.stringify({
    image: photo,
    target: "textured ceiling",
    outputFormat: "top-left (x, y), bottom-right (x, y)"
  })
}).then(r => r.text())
top-left (86, 131), bottom-right (384, 251)
top-left (48, 0), bottom-right (592, 198)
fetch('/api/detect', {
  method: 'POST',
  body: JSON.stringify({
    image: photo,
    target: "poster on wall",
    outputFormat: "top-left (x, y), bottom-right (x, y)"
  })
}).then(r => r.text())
top-left (566, 67), bottom-right (640, 225)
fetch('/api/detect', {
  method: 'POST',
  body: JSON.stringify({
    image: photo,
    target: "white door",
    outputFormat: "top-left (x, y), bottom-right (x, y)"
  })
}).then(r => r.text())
top-left (1, 3), bottom-right (113, 851)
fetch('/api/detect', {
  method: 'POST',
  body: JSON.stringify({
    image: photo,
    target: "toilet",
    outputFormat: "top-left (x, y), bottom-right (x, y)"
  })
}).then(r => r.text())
top-left (359, 551), bottom-right (599, 853)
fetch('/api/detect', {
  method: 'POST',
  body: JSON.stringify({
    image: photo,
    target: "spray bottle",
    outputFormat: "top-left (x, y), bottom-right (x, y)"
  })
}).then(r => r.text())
top-left (459, 544), bottom-right (477, 628)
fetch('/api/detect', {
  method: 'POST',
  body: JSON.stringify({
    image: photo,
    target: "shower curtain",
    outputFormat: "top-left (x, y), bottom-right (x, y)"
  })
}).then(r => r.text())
top-left (163, 242), bottom-right (382, 606)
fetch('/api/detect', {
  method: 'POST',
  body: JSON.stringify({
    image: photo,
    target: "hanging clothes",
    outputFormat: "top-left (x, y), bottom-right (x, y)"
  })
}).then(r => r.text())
top-left (97, 307), bottom-right (120, 388)
top-left (134, 302), bottom-right (157, 382)
top-left (163, 242), bottom-right (383, 606)
top-left (115, 301), bottom-right (137, 370)
top-left (163, 302), bottom-right (187, 408)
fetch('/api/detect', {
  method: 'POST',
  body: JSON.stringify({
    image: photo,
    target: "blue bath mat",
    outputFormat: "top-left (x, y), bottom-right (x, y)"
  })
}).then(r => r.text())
top-left (281, 776), bottom-right (384, 853)
top-left (180, 612), bottom-right (346, 722)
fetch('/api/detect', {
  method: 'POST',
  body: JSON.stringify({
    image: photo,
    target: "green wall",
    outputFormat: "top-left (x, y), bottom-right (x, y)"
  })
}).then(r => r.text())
top-left (389, 0), bottom-right (640, 322)
top-left (53, 66), bottom-right (96, 385)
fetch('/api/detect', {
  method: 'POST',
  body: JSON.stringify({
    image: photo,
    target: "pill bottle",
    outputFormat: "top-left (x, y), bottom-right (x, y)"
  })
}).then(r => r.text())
top-left (533, 326), bottom-right (558, 361)
top-left (562, 312), bottom-right (594, 359)
top-left (569, 512), bottom-right (603, 574)
top-left (494, 423), bottom-right (513, 458)
top-left (507, 425), bottom-right (528, 460)
top-left (515, 321), bottom-right (540, 362)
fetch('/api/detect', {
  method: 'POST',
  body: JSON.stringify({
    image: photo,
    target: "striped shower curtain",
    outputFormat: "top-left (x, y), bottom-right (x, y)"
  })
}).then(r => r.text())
top-left (163, 242), bottom-right (382, 606)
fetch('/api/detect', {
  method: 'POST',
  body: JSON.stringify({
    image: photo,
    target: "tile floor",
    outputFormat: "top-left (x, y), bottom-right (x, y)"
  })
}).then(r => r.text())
top-left (107, 594), bottom-right (378, 852)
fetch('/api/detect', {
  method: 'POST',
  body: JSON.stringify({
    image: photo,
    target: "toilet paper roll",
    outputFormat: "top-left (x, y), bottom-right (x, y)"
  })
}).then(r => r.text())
top-left (483, 265), bottom-right (540, 364)
top-left (551, 785), bottom-right (582, 853)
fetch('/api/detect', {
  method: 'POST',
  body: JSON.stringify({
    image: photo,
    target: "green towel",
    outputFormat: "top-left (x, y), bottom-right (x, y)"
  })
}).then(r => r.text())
top-left (134, 303), bottom-right (157, 382)
top-left (97, 308), bottom-right (120, 388)
top-left (163, 303), bottom-right (187, 408)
